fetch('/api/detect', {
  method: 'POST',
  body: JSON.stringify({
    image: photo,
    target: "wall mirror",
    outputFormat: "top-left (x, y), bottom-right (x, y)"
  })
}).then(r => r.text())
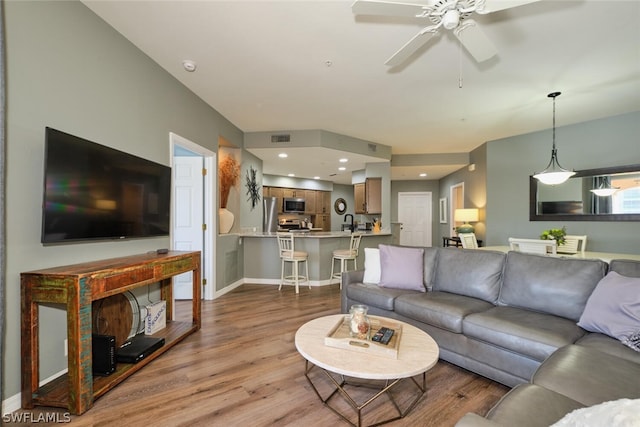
top-left (530, 164), bottom-right (640, 221)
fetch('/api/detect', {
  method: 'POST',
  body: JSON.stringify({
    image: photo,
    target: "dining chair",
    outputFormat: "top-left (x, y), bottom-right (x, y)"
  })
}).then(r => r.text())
top-left (329, 233), bottom-right (363, 288)
top-left (508, 237), bottom-right (557, 255)
top-left (458, 233), bottom-right (479, 249)
top-left (559, 235), bottom-right (588, 254)
top-left (276, 233), bottom-right (310, 294)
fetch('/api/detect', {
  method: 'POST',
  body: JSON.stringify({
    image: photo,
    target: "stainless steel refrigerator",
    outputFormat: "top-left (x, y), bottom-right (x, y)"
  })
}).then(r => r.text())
top-left (263, 197), bottom-right (279, 232)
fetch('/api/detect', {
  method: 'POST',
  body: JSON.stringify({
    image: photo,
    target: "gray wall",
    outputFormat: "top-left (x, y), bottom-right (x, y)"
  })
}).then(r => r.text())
top-left (486, 111), bottom-right (640, 252)
top-left (4, 1), bottom-right (241, 398)
top-left (438, 144), bottom-right (488, 243)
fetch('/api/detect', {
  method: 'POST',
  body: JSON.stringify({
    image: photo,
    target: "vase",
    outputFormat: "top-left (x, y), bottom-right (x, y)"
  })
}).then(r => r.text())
top-left (349, 304), bottom-right (371, 340)
top-left (219, 208), bottom-right (234, 234)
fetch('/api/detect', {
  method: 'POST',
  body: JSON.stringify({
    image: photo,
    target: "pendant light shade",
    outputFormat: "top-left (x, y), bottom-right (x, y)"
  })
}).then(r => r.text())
top-left (590, 176), bottom-right (619, 197)
top-left (533, 92), bottom-right (576, 185)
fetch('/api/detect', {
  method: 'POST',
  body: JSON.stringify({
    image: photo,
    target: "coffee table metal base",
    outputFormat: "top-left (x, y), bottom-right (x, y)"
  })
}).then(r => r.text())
top-left (304, 360), bottom-right (427, 427)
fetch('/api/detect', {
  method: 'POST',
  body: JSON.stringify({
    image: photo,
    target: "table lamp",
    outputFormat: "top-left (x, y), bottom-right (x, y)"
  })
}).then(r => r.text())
top-left (455, 208), bottom-right (479, 234)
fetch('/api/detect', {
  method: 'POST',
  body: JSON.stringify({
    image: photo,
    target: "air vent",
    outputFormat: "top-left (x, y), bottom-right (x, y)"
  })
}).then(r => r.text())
top-left (368, 143), bottom-right (377, 152)
top-left (271, 134), bottom-right (291, 143)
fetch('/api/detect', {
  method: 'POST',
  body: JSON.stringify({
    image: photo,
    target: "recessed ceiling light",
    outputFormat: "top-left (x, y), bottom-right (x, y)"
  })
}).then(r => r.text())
top-left (314, 176), bottom-right (320, 180)
top-left (419, 173), bottom-right (427, 177)
top-left (339, 158), bottom-right (348, 163)
top-left (338, 167), bottom-right (346, 171)
top-left (288, 173), bottom-right (295, 177)
top-left (278, 153), bottom-right (288, 158)
top-left (182, 60), bottom-right (197, 72)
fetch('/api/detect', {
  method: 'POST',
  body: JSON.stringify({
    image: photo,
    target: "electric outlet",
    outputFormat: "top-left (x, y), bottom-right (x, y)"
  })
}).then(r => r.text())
top-left (64, 339), bottom-right (68, 357)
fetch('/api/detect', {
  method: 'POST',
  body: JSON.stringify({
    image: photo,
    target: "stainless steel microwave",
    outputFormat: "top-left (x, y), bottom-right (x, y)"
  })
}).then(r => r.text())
top-left (283, 198), bottom-right (305, 213)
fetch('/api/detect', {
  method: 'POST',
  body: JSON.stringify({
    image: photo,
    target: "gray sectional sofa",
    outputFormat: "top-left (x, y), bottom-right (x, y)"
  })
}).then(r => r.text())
top-left (340, 246), bottom-right (640, 426)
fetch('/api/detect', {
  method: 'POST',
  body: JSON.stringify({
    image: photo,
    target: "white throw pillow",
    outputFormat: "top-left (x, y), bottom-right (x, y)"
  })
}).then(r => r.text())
top-left (551, 398), bottom-right (640, 427)
top-left (362, 248), bottom-right (381, 284)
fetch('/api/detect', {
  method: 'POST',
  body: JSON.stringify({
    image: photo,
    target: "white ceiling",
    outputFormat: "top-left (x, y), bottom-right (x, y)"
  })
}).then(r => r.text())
top-left (82, 0), bottom-right (640, 184)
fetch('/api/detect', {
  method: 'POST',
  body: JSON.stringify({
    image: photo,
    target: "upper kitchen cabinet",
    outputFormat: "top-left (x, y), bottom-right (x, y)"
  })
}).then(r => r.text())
top-left (282, 189), bottom-right (305, 198)
top-left (316, 191), bottom-right (331, 214)
top-left (266, 187), bottom-right (284, 213)
top-left (354, 178), bottom-right (382, 214)
top-left (304, 190), bottom-right (316, 214)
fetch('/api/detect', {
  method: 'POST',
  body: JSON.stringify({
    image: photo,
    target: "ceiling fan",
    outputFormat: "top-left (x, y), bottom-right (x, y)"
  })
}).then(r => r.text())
top-left (352, 0), bottom-right (540, 66)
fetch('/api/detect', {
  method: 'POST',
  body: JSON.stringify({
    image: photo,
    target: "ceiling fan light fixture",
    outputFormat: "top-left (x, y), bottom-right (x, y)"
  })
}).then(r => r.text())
top-left (442, 9), bottom-right (460, 29)
top-left (533, 92), bottom-right (576, 186)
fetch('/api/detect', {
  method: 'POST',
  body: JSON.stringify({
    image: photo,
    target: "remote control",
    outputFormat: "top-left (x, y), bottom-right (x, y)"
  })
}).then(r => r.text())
top-left (380, 328), bottom-right (395, 345)
top-left (371, 327), bottom-right (388, 343)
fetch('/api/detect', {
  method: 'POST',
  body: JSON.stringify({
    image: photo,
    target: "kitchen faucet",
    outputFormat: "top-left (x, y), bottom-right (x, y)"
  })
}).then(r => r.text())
top-left (344, 214), bottom-right (354, 232)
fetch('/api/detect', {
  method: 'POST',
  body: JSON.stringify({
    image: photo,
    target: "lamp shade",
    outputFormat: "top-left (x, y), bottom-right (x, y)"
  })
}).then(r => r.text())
top-left (454, 208), bottom-right (479, 223)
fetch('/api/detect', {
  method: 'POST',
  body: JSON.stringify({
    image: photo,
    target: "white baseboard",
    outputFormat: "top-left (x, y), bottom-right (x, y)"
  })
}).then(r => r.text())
top-left (2, 369), bottom-right (68, 416)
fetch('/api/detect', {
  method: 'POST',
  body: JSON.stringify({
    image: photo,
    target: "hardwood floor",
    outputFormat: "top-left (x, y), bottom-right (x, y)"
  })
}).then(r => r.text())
top-left (13, 284), bottom-right (508, 426)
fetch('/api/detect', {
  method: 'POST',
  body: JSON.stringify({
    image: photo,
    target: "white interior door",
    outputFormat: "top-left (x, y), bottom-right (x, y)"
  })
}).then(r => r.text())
top-left (398, 192), bottom-right (432, 247)
top-left (172, 156), bottom-right (204, 299)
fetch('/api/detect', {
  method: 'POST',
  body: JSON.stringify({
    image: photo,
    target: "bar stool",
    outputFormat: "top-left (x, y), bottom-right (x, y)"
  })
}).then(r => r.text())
top-left (277, 233), bottom-right (310, 294)
top-left (330, 233), bottom-right (362, 288)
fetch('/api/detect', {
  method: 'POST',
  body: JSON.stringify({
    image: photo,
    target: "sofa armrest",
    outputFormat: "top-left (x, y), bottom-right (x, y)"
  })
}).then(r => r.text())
top-left (340, 269), bottom-right (364, 313)
top-left (455, 413), bottom-right (502, 427)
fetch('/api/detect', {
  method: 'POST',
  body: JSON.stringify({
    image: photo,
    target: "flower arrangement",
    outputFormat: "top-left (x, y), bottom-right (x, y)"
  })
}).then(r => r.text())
top-left (540, 226), bottom-right (567, 245)
top-left (219, 154), bottom-right (240, 209)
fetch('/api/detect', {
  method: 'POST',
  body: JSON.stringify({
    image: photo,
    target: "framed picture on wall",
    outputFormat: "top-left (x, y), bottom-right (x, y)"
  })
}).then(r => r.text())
top-left (439, 198), bottom-right (447, 223)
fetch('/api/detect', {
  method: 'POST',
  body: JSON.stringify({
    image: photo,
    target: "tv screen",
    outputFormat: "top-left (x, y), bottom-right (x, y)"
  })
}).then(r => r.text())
top-left (42, 127), bottom-right (171, 244)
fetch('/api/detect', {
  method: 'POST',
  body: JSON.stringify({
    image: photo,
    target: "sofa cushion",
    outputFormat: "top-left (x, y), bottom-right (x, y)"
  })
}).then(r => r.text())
top-left (378, 244), bottom-right (425, 291)
top-left (576, 333), bottom-right (640, 364)
top-left (395, 291), bottom-right (494, 333)
top-left (499, 252), bottom-right (607, 321)
top-left (345, 282), bottom-right (418, 311)
top-left (486, 384), bottom-right (584, 427)
top-left (578, 271), bottom-right (640, 351)
top-left (610, 259), bottom-right (640, 278)
top-left (533, 345), bottom-right (640, 406)
top-left (362, 247), bottom-right (380, 284)
top-left (421, 247), bottom-right (439, 291)
top-left (463, 306), bottom-right (586, 362)
top-left (432, 248), bottom-right (505, 303)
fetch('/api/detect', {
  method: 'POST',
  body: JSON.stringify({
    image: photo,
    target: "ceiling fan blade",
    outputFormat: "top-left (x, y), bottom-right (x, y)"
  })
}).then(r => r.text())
top-left (352, 0), bottom-right (430, 18)
top-left (476, 0), bottom-right (540, 14)
top-left (453, 19), bottom-right (497, 62)
top-left (385, 26), bottom-right (439, 66)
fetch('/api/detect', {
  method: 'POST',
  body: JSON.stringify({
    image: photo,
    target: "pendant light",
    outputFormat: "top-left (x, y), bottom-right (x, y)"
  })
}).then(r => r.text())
top-left (533, 92), bottom-right (576, 185)
top-left (590, 176), bottom-right (619, 197)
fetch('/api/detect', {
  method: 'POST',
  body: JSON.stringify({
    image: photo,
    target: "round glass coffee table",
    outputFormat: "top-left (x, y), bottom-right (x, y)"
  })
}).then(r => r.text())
top-left (295, 314), bottom-right (439, 427)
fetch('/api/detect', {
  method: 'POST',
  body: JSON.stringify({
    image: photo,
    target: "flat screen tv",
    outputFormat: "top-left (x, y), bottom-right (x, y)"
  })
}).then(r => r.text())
top-left (41, 127), bottom-right (171, 244)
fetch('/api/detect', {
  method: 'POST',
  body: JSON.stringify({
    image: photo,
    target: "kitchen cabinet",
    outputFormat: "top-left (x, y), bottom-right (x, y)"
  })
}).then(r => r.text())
top-left (266, 187), bottom-right (284, 213)
top-left (304, 190), bottom-right (316, 214)
top-left (282, 188), bottom-right (306, 198)
top-left (354, 178), bottom-right (382, 214)
top-left (314, 214), bottom-right (330, 231)
top-left (264, 187), bottom-right (331, 220)
top-left (315, 191), bottom-right (331, 214)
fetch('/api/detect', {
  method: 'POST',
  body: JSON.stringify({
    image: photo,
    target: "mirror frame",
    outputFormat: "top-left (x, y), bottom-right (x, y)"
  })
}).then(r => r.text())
top-left (530, 164), bottom-right (640, 222)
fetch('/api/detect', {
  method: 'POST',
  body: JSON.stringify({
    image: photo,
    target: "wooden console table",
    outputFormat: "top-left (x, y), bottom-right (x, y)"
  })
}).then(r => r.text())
top-left (21, 251), bottom-right (201, 415)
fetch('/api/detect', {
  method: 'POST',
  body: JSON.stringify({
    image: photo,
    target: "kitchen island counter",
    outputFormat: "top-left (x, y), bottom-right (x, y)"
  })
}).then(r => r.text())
top-left (241, 231), bottom-right (392, 285)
